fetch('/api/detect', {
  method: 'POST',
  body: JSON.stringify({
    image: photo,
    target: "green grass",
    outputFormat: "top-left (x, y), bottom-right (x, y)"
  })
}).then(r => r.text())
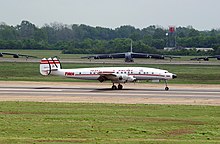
top-left (0, 62), bottom-right (220, 84)
top-left (0, 102), bottom-right (220, 143)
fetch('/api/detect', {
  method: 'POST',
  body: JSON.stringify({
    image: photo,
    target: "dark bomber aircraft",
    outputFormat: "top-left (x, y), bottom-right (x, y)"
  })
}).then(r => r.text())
top-left (82, 42), bottom-right (179, 62)
top-left (0, 52), bottom-right (37, 59)
top-left (190, 55), bottom-right (220, 61)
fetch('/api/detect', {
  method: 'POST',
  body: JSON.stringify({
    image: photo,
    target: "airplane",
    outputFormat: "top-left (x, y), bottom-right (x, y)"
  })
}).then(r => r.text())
top-left (40, 57), bottom-right (177, 90)
top-left (0, 52), bottom-right (37, 59)
top-left (81, 41), bottom-right (180, 62)
top-left (190, 55), bottom-right (220, 61)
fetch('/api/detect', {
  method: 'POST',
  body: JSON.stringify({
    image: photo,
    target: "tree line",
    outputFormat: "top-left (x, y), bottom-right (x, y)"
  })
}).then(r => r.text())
top-left (0, 20), bottom-right (220, 55)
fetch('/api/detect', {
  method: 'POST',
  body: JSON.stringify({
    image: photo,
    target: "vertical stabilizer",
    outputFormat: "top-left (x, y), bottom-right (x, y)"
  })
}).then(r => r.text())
top-left (40, 57), bottom-right (61, 76)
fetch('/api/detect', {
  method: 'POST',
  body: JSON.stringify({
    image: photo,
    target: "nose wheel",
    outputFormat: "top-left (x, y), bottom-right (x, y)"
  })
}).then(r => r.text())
top-left (164, 80), bottom-right (169, 91)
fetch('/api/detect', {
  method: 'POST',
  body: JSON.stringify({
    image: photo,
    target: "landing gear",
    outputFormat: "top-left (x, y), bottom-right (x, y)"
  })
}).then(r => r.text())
top-left (111, 83), bottom-right (123, 90)
top-left (164, 80), bottom-right (169, 91)
top-left (165, 87), bottom-right (169, 91)
top-left (112, 85), bottom-right (117, 90)
top-left (118, 84), bottom-right (123, 90)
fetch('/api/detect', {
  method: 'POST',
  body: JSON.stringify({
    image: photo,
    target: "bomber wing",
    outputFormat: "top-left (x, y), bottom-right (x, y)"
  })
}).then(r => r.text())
top-left (81, 53), bottom-right (126, 59)
top-left (190, 55), bottom-right (220, 61)
top-left (0, 52), bottom-right (37, 58)
top-left (131, 53), bottom-right (181, 59)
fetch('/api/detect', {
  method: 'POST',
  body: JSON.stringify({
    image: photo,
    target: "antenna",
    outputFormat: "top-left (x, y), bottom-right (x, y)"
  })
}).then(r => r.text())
top-left (130, 39), bottom-right (133, 52)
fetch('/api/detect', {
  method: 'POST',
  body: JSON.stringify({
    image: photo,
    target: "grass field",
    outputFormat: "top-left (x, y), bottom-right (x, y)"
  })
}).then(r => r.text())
top-left (0, 102), bottom-right (219, 143)
top-left (0, 61), bottom-right (220, 84)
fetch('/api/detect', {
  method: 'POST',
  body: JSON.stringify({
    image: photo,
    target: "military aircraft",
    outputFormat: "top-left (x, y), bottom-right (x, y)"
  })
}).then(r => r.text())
top-left (190, 55), bottom-right (220, 61)
top-left (0, 52), bottom-right (37, 59)
top-left (40, 57), bottom-right (177, 90)
top-left (81, 42), bottom-right (179, 62)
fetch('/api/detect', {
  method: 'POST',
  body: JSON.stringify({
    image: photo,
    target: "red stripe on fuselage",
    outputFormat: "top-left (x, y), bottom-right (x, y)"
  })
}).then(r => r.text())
top-left (40, 60), bottom-right (60, 64)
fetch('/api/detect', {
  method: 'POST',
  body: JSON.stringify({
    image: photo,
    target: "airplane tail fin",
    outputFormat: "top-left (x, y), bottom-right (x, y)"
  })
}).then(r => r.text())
top-left (40, 57), bottom-right (62, 76)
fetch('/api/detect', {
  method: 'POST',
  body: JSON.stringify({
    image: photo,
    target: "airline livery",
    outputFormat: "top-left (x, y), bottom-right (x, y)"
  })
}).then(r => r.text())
top-left (40, 57), bottom-right (177, 90)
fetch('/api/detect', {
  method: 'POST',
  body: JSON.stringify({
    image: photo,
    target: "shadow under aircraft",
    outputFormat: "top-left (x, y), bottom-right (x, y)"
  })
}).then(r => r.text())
top-left (81, 42), bottom-right (180, 62)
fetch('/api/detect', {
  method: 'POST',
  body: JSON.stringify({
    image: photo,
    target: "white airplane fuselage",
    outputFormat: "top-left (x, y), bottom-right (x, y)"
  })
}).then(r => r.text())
top-left (51, 67), bottom-right (175, 83)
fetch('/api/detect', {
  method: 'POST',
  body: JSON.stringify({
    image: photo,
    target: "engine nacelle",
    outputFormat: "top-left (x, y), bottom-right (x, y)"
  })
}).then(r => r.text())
top-left (116, 74), bottom-right (136, 83)
top-left (13, 54), bottom-right (19, 58)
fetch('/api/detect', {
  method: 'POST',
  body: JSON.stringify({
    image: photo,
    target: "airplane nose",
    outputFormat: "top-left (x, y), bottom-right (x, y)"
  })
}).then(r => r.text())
top-left (172, 74), bottom-right (177, 79)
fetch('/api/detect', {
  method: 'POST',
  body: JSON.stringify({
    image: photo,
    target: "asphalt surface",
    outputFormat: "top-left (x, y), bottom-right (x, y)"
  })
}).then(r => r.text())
top-left (0, 81), bottom-right (220, 105)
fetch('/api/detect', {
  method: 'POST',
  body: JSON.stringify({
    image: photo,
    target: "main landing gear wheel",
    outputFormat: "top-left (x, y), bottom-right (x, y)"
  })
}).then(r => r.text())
top-left (112, 85), bottom-right (117, 90)
top-left (165, 87), bottom-right (169, 91)
top-left (118, 84), bottom-right (123, 90)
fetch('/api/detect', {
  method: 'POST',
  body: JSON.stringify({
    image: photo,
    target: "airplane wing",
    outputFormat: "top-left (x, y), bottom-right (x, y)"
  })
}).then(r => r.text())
top-left (97, 71), bottom-right (117, 82)
top-left (131, 53), bottom-right (181, 59)
top-left (190, 55), bottom-right (220, 61)
top-left (130, 53), bottom-right (150, 58)
top-left (0, 52), bottom-right (37, 58)
top-left (81, 53), bottom-right (126, 59)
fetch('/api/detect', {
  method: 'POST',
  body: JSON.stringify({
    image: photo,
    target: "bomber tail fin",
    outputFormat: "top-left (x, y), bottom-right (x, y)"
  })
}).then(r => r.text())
top-left (40, 57), bottom-right (62, 76)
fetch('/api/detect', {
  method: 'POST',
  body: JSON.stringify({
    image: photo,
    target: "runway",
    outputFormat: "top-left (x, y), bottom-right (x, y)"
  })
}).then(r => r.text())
top-left (0, 81), bottom-right (220, 105)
